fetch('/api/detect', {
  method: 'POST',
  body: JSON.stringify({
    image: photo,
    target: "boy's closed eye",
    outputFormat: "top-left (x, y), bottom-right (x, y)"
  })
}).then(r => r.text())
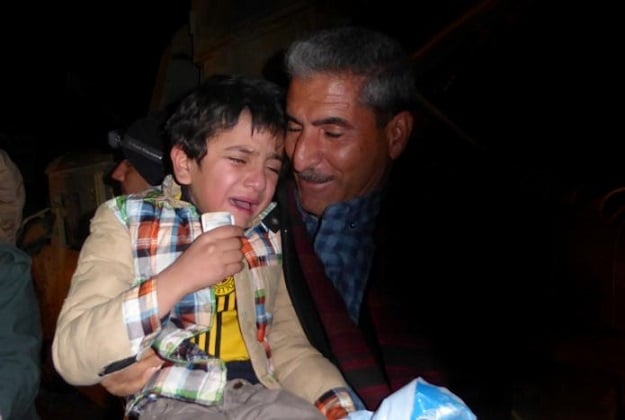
top-left (228, 156), bottom-right (246, 165)
top-left (266, 163), bottom-right (282, 175)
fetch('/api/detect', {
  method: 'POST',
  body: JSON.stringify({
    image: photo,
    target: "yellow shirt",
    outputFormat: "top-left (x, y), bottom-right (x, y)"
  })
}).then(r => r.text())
top-left (192, 276), bottom-right (249, 361)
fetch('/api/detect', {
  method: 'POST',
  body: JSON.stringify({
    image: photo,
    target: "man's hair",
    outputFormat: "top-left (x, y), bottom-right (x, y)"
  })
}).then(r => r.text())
top-left (165, 74), bottom-right (286, 163)
top-left (284, 25), bottom-right (417, 127)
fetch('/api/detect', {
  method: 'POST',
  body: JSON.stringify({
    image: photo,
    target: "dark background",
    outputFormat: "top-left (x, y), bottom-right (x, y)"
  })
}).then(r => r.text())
top-left (2, 1), bottom-right (623, 418)
top-left (1, 1), bottom-right (190, 215)
top-left (1, 0), bottom-right (619, 217)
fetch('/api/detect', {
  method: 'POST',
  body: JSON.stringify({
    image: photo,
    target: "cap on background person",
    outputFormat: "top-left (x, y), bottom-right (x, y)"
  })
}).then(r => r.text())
top-left (0, 149), bottom-right (25, 245)
top-left (108, 110), bottom-right (168, 186)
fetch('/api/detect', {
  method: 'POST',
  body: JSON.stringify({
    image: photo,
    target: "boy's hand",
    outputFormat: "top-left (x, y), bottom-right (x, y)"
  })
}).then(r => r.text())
top-left (156, 225), bottom-right (245, 306)
top-left (182, 224), bottom-right (245, 288)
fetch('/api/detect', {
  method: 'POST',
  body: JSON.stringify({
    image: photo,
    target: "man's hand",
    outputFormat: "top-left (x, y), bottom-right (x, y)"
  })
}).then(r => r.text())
top-left (100, 348), bottom-right (163, 396)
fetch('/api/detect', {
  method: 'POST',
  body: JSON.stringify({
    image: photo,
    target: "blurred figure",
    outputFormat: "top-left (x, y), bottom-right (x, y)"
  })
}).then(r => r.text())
top-left (0, 150), bottom-right (25, 245)
top-left (0, 149), bottom-right (42, 420)
top-left (108, 110), bottom-right (167, 194)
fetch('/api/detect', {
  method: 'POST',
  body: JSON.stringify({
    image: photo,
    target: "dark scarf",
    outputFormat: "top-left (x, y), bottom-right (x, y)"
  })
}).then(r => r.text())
top-left (279, 179), bottom-right (445, 410)
top-left (279, 180), bottom-right (390, 410)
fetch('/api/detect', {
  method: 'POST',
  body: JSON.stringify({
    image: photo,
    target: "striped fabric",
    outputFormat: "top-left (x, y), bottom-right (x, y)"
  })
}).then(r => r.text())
top-left (240, 224), bottom-right (278, 374)
top-left (192, 275), bottom-right (249, 360)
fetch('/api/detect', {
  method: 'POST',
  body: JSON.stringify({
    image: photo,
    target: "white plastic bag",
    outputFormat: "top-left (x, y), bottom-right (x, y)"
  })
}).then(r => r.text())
top-left (348, 377), bottom-right (477, 420)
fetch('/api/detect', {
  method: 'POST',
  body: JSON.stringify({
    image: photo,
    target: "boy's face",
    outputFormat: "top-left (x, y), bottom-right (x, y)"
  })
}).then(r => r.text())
top-left (172, 110), bottom-right (284, 228)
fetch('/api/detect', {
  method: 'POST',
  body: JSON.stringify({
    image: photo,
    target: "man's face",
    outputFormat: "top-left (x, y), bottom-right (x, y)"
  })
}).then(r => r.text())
top-left (286, 74), bottom-right (392, 217)
top-left (173, 110), bottom-right (284, 228)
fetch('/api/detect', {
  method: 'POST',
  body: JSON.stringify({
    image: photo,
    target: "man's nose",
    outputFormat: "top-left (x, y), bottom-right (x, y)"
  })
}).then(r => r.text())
top-left (289, 130), bottom-right (321, 172)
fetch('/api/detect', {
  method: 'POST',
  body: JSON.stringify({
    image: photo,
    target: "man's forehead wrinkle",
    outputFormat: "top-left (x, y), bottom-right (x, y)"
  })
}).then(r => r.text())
top-left (318, 97), bottom-right (350, 111)
top-left (324, 79), bottom-right (357, 111)
top-left (317, 94), bottom-right (350, 111)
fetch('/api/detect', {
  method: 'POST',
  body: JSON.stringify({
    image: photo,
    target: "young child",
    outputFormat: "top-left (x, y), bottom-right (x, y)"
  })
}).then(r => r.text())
top-left (52, 75), bottom-right (357, 419)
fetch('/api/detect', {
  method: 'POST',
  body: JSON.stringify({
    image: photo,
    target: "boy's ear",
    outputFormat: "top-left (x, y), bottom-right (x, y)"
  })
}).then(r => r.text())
top-left (170, 145), bottom-right (192, 185)
top-left (385, 110), bottom-right (413, 160)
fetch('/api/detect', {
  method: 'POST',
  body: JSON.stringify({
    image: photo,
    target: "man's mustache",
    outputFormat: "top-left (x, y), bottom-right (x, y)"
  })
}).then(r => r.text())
top-left (296, 168), bottom-right (333, 183)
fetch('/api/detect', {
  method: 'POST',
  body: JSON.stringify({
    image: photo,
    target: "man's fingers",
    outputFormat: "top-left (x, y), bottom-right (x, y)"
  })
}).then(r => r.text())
top-left (100, 351), bottom-right (163, 396)
top-left (138, 349), bottom-right (162, 367)
top-left (142, 366), bottom-right (161, 385)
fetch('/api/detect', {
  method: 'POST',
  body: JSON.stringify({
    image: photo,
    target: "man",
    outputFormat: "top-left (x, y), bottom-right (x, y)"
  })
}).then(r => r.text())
top-left (108, 110), bottom-right (167, 194)
top-left (99, 25), bottom-right (444, 411)
top-left (281, 26), bottom-right (526, 419)
top-left (277, 26), bottom-right (445, 410)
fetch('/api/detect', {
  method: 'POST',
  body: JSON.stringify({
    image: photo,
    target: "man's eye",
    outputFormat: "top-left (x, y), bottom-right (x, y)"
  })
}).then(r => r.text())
top-left (228, 157), bottom-right (245, 164)
top-left (286, 124), bottom-right (302, 132)
top-left (324, 130), bottom-right (342, 138)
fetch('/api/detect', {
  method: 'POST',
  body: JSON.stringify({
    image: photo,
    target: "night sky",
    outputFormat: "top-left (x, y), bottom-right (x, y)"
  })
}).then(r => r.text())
top-left (3, 2), bottom-right (188, 142)
top-left (0, 1), bottom-right (619, 216)
top-left (1, 1), bottom-right (189, 213)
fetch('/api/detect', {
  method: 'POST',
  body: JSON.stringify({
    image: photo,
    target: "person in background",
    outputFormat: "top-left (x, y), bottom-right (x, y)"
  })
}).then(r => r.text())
top-left (0, 149), bottom-right (42, 420)
top-left (97, 114), bottom-right (172, 396)
top-left (52, 74), bottom-right (358, 419)
top-left (108, 110), bottom-right (168, 195)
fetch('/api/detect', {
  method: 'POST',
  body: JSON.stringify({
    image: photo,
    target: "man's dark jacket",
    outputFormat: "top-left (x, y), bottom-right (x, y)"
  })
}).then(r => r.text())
top-left (276, 177), bottom-right (443, 410)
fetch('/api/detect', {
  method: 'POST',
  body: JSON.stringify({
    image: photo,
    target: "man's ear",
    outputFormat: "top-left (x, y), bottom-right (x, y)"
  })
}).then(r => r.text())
top-left (385, 110), bottom-right (413, 160)
top-left (170, 145), bottom-right (192, 185)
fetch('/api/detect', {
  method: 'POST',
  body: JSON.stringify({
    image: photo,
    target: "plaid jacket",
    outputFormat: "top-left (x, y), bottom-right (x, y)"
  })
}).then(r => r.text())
top-left (103, 175), bottom-right (355, 417)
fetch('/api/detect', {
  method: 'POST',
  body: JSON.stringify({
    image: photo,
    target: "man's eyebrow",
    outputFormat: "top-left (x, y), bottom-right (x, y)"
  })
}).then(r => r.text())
top-left (286, 115), bottom-right (351, 128)
top-left (311, 116), bottom-right (350, 127)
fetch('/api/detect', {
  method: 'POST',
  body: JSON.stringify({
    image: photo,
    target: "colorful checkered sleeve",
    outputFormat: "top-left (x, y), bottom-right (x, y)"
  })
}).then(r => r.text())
top-left (121, 278), bottom-right (162, 355)
top-left (315, 387), bottom-right (357, 420)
